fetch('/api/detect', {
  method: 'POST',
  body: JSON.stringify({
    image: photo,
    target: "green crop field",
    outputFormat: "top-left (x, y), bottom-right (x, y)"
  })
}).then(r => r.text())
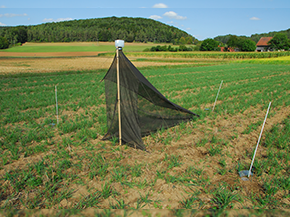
top-left (118, 51), bottom-right (290, 59)
top-left (0, 60), bottom-right (290, 216)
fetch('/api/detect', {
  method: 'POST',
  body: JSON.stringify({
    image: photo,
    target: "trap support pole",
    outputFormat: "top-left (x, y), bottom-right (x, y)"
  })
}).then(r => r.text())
top-left (248, 101), bottom-right (271, 178)
top-left (116, 48), bottom-right (122, 146)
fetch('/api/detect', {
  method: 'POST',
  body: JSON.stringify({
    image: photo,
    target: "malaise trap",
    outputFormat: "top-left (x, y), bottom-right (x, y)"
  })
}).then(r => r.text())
top-left (102, 40), bottom-right (199, 151)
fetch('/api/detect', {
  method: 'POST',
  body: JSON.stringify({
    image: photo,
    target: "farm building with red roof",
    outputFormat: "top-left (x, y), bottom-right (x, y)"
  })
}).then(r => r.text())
top-left (256, 37), bottom-right (273, 52)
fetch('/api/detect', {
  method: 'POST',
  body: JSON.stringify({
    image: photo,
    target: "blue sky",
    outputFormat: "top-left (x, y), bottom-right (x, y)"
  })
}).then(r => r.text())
top-left (0, 0), bottom-right (289, 40)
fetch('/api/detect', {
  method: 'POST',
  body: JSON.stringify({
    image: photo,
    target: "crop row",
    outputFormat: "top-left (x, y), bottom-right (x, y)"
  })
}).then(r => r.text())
top-left (1, 63), bottom-right (289, 166)
top-left (98, 51), bottom-right (290, 59)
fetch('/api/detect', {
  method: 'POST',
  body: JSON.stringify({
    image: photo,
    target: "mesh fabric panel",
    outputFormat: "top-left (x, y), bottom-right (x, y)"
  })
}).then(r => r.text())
top-left (102, 50), bottom-right (198, 150)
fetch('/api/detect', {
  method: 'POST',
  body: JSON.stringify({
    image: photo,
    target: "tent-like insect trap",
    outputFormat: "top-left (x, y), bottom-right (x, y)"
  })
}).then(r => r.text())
top-left (102, 40), bottom-right (199, 151)
top-left (115, 40), bottom-right (124, 50)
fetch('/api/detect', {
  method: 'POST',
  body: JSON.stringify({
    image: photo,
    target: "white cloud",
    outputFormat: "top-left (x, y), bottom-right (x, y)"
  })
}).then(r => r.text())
top-left (152, 3), bottom-right (168, 8)
top-left (42, 18), bottom-right (54, 22)
top-left (163, 11), bottom-right (186, 20)
top-left (43, 18), bottom-right (73, 23)
top-left (250, 17), bottom-right (261, 20)
top-left (186, 28), bottom-right (191, 30)
top-left (0, 22), bottom-right (7, 26)
top-left (0, 5), bottom-right (6, 8)
top-left (0, 13), bottom-right (28, 18)
top-left (149, 15), bottom-right (162, 20)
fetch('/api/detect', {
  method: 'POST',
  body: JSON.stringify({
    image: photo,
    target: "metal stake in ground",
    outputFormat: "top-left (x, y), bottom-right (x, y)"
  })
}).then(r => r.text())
top-left (212, 80), bottom-right (223, 112)
top-left (55, 86), bottom-right (59, 125)
top-left (248, 101), bottom-right (271, 178)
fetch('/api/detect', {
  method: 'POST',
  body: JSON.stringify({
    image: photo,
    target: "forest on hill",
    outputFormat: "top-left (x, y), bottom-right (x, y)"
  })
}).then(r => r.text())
top-left (0, 17), bottom-right (195, 47)
top-left (1, 16), bottom-right (289, 51)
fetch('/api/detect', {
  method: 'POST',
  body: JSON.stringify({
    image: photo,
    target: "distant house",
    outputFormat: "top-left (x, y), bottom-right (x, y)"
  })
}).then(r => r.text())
top-left (256, 37), bottom-right (273, 52)
top-left (218, 45), bottom-right (235, 52)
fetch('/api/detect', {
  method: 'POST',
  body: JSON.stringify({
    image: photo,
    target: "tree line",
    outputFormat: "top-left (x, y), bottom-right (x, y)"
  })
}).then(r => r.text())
top-left (145, 44), bottom-right (194, 52)
top-left (0, 17), bottom-right (195, 49)
top-left (200, 32), bottom-right (290, 52)
top-left (214, 28), bottom-right (290, 44)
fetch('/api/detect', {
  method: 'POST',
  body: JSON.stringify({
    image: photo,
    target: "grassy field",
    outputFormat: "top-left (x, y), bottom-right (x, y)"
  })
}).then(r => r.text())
top-left (0, 42), bottom-right (178, 53)
top-left (1, 54), bottom-right (290, 216)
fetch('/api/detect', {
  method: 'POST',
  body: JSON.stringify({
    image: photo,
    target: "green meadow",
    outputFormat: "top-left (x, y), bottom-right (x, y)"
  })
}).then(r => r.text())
top-left (1, 42), bottom-right (178, 53)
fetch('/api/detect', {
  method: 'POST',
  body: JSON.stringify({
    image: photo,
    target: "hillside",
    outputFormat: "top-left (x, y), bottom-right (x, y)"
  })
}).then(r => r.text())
top-left (0, 17), bottom-right (194, 45)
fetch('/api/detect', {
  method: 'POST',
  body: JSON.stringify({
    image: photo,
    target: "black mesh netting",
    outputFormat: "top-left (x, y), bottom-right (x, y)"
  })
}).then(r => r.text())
top-left (102, 50), bottom-right (199, 150)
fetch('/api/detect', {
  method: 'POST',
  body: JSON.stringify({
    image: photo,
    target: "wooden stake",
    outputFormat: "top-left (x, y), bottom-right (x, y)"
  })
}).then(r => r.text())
top-left (116, 48), bottom-right (122, 146)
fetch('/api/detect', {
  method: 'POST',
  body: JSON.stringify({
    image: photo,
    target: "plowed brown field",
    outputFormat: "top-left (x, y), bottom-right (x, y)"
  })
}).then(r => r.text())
top-left (0, 55), bottom-right (188, 74)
